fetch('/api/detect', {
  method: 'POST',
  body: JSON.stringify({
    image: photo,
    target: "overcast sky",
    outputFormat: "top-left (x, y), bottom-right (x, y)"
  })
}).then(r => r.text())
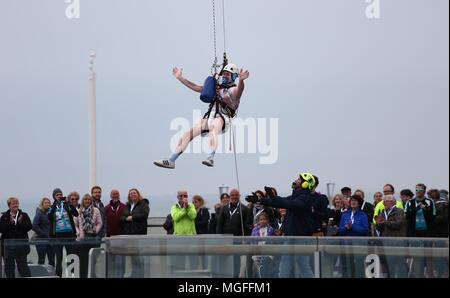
top-left (0, 0), bottom-right (448, 211)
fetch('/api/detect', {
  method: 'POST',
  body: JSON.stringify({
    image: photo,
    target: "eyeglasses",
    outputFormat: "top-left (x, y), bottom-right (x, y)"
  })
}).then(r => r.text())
top-left (70, 198), bottom-right (79, 201)
top-left (416, 189), bottom-right (425, 193)
top-left (178, 195), bottom-right (188, 198)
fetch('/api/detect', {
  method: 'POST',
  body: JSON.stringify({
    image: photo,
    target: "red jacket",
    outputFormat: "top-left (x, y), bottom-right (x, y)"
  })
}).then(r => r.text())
top-left (105, 201), bottom-right (126, 237)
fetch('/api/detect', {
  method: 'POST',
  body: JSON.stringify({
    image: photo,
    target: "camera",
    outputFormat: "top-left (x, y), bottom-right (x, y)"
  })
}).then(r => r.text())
top-left (245, 192), bottom-right (262, 204)
top-left (245, 186), bottom-right (277, 204)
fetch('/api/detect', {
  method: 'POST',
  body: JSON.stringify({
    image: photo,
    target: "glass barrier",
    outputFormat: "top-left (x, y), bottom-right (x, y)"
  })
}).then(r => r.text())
top-left (1, 236), bottom-right (448, 278)
top-left (320, 237), bottom-right (449, 278)
top-left (1, 238), bottom-right (105, 278)
top-left (105, 236), bottom-right (317, 278)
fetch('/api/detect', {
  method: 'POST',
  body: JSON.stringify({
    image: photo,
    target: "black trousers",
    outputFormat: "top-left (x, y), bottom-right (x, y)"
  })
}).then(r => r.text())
top-left (53, 232), bottom-right (76, 277)
top-left (36, 242), bottom-right (55, 266)
top-left (4, 251), bottom-right (31, 278)
top-left (78, 235), bottom-right (101, 278)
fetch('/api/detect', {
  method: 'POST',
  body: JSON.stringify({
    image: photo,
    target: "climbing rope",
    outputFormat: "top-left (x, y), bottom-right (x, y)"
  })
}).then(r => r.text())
top-left (232, 121), bottom-right (244, 226)
top-left (211, 0), bottom-right (244, 244)
top-left (232, 117), bottom-right (249, 278)
top-left (211, 0), bottom-right (229, 74)
top-left (211, 0), bottom-right (219, 74)
top-left (211, 0), bottom-right (247, 277)
top-left (222, 0), bottom-right (227, 54)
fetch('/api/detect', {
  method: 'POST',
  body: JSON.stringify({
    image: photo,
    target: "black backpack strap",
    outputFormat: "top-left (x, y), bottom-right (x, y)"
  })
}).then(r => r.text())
top-left (203, 99), bottom-right (217, 119)
top-left (218, 83), bottom-right (237, 90)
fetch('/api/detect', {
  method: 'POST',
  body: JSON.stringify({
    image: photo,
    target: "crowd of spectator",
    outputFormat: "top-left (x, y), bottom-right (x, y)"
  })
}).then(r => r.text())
top-left (0, 186), bottom-right (149, 278)
top-left (161, 177), bottom-right (448, 278)
top-left (0, 176), bottom-right (448, 279)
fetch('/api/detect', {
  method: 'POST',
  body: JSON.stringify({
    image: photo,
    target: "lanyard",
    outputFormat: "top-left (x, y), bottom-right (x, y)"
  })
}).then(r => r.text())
top-left (229, 203), bottom-right (240, 218)
top-left (56, 202), bottom-right (65, 218)
top-left (11, 212), bottom-right (19, 225)
top-left (383, 208), bottom-right (393, 220)
top-left (254, 208), bottom-right (264, 220)
top-left (111, 204), bottom-right (120, 213)
top-left (415, 200), bottom-right (427, 208)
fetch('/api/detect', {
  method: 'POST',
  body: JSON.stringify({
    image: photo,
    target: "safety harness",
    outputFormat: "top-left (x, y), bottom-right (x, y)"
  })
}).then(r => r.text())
top-left (202, 83), bottom-right (237, 133)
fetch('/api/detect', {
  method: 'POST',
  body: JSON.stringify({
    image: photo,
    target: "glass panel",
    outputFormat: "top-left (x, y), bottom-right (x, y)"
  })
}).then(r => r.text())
top-left (1, 236), bottom-right (447, 278)
top-left (2, 238), bottom-right (105, 278)
top-left (319, 237), bottom-right (449, 278)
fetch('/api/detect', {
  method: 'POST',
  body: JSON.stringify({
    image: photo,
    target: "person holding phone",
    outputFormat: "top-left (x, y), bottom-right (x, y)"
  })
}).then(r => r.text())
top-left (404, 183), bottom-right (436, 278)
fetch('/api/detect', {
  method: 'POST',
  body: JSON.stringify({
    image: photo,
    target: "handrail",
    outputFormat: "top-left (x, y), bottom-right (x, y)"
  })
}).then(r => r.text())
top-left (105, 236), bottom-right (449, 258)
top-left (107, 243), bottom-right (448, 258)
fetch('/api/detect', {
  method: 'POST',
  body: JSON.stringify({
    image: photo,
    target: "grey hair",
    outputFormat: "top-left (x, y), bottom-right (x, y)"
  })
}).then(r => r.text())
top-left (382, 195), bottom-right (396, 202)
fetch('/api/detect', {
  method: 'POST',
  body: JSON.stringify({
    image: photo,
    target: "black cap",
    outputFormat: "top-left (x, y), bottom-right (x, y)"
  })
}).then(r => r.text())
top-left (52, 188), bottom-right (63, 200)
top-left (341, 187), bottom-right (352, 193)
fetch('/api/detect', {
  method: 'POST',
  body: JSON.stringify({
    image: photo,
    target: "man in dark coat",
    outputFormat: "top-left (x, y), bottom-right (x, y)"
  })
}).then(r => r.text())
top-left (216, 189), bottom-right (252, 278)
top-left (261, 173), bottom-right (316, 278)
top-left (311, 176), bottom-right (331, 236)
top-left (216, 189), bottom-right (252, 236)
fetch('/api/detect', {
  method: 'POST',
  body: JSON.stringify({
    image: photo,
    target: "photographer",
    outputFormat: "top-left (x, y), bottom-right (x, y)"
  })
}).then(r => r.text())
top-left (48, 188), bottom-right (79, 277)
top-left (246, 190), bottom-right (276, 229)
top-left (259, 173), bottom-right (316, 278)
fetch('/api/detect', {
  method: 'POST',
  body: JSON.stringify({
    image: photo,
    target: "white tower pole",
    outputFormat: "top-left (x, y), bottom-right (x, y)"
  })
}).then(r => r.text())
top-left (88, 53), bottom-right (97, 188)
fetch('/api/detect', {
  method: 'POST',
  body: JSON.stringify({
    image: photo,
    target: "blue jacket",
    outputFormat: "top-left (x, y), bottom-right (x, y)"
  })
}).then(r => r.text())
top-left (262, 189), bottom-right (314, 236)
top-left (338, 209), bottom-right (369, 236)
top-left (32, 207), bottom-right (51, 238)
top-left (251, 225), bottom-right (274, 237)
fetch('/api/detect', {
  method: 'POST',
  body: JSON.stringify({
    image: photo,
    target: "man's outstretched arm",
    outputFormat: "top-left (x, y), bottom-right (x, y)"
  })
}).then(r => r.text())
top-left (173, 67), bottom-right (203, 93)
top-left (236, 69), bottom-right (249, 99)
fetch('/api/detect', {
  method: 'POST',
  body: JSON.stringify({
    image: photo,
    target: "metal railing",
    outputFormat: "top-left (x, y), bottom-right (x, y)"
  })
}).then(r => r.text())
top-left (1, 236), bottom-right (448, 278)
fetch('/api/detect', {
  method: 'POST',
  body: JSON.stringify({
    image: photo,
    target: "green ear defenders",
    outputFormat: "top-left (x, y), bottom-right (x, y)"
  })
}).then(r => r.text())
top-left (299, 173), bottom-right (316, 190)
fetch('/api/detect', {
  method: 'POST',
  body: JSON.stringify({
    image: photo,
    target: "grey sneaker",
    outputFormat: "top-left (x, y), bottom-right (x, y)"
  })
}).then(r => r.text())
top-left (202, 157), bottom-right (214, 167)
top-left (154, 159), bottom-right (175, 169)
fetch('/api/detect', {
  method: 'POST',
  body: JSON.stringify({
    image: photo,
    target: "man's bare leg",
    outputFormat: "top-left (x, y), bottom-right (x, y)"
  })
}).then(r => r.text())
top-left (154, 119), bottom-right (206, 169)
top-left (202, 117), bottom-right (224, 167)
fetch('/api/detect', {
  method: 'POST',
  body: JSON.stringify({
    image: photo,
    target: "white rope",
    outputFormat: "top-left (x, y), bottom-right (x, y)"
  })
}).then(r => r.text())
top-left (211, 0), bottom-right (218, 74)
top-left (215, 0), bottom-right (247, 276)
top-left (232, 123), bottom-right (241, 192)
top-left (222, 0), bottom-right (227, 53)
